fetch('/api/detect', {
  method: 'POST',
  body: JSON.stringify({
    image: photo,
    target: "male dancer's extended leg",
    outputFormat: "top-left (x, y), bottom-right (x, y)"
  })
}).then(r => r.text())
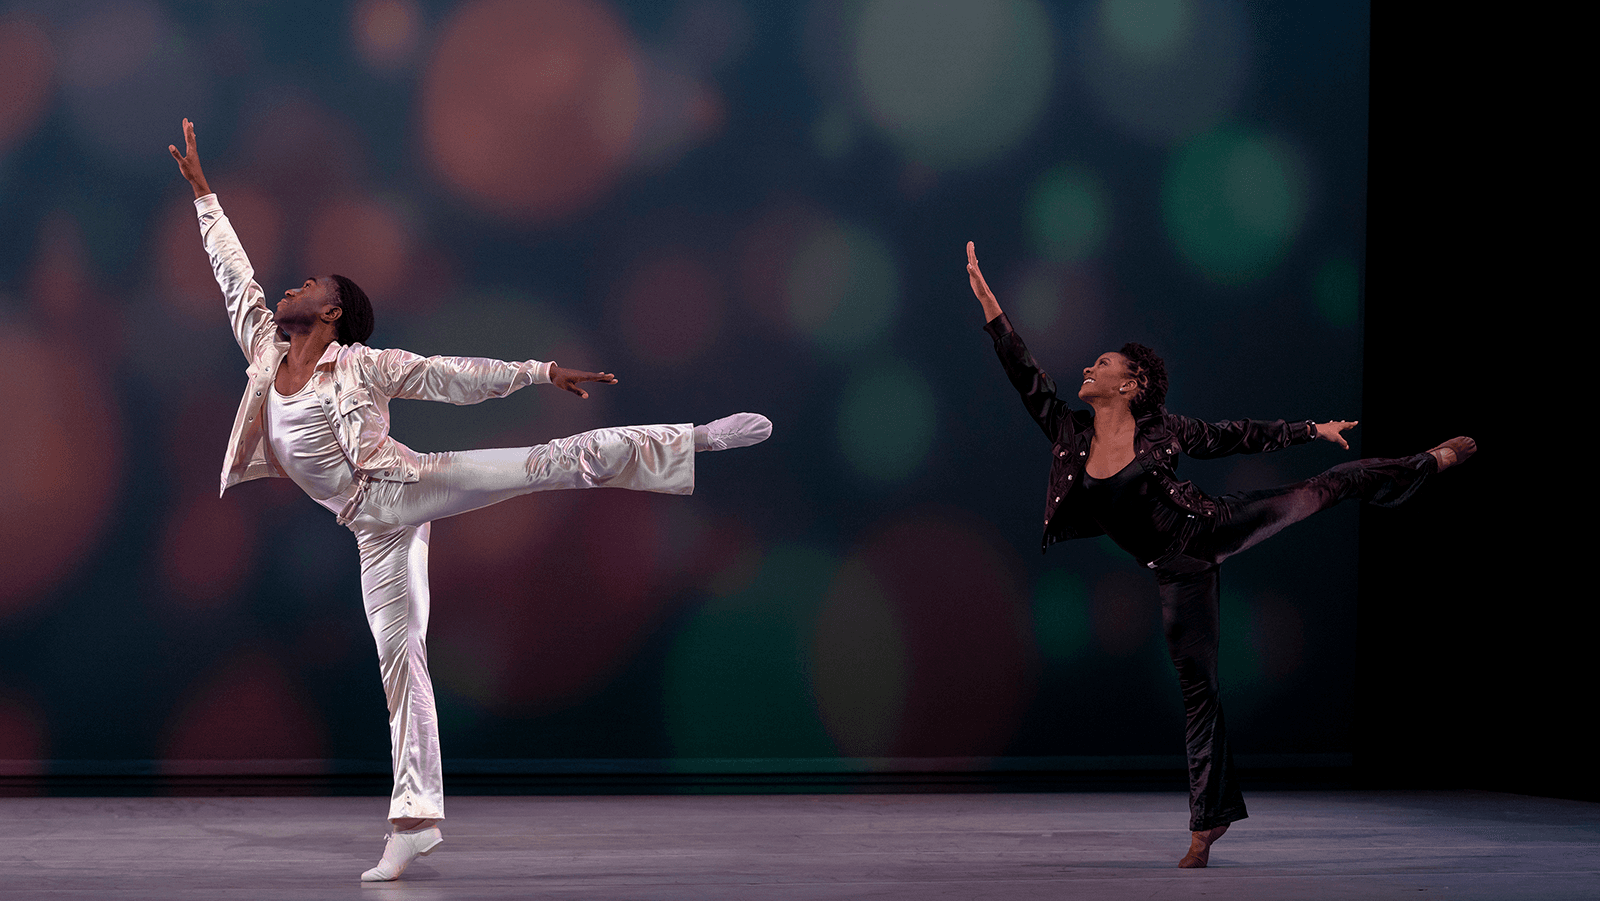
top-left (348, 423), bottom-right (700, 881)
top-left (360, 423), bottom-right (698, 530)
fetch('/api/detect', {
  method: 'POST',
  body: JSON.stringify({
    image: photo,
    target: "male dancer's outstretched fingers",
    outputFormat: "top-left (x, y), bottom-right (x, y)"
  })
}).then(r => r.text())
top-left (966, 241), bottom-right (1002, 322)
top-left (1314, 420), bottom-right (1358, 450)
top-left (168, 118), bottom-right (211, 198)
top-left (550, 365), bottom-right (619, 399)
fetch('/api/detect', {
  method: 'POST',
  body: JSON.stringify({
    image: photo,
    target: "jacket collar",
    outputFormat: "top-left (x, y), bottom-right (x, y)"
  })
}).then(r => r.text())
top-left (315, 341), bottom-right (344, 369)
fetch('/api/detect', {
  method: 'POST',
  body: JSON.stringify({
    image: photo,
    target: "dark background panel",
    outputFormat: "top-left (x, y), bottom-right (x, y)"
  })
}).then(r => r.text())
top-left (1, 0), bottom-right (1569, 801)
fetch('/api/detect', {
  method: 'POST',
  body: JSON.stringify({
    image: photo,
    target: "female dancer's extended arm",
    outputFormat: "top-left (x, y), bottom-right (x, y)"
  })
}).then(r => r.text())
top-left (1170, 415), bottom-right (1359, 457)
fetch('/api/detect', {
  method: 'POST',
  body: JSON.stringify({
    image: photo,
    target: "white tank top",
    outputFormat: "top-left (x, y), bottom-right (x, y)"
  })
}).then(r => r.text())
top-left (266, 378), bottom-right (357, 515)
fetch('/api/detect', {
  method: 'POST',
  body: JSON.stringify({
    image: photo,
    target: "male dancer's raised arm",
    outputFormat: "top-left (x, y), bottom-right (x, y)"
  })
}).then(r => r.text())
top-left (170, 118), bottom-right (279, 364)
top-left (170, 117), bottom-right (617, 399)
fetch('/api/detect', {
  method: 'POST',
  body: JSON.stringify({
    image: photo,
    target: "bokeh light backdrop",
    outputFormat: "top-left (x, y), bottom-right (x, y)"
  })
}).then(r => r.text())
top-left (0, 0), bottom-right (1368, 775)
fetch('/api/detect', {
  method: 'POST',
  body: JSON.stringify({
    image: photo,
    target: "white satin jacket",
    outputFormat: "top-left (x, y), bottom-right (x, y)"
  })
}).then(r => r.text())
top-left (196, 194), bottom-right (552, 516)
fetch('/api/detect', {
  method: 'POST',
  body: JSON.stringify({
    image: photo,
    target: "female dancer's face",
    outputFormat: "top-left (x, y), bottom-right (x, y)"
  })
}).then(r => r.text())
top-left (1078, 352), bottom-right (1135, 402)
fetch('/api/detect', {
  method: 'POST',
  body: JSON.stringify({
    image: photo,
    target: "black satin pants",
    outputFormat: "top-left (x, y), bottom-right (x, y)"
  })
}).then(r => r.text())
top-left (1152, 453), bottom-right (1435, 831)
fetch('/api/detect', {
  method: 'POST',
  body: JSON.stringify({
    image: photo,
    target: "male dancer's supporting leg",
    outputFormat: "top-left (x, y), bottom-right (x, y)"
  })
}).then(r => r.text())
top-left (354, 415), bottom-right (770, 881)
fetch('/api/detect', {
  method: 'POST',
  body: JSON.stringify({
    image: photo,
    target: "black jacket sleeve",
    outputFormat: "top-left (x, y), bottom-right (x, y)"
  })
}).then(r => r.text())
top-left (1166, 414), bottom-right (1315, 459)
top-left (984, 312), bottom-right (1073, 442)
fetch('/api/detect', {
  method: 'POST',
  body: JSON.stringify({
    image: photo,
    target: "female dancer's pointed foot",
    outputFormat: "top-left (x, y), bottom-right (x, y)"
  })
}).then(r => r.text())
top-left (694, 413), bottom-right (772, 452)
top-left (1178, 824), bottom-right (1229, 868)
top-left (360, 825), bottom-right (442, 882)
top-left (1428, 436), bottom-right (1476, 471)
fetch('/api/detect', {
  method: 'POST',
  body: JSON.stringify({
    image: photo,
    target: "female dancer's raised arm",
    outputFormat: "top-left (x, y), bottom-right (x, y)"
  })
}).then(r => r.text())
top-left (967, 241), bottom-right (1003, 323)
top-left (964, 239), bottom-right (1474, 869)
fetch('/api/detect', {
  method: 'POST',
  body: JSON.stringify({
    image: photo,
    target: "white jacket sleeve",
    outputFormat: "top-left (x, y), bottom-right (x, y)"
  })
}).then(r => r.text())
top-left (195, 193), bottom-right (278, 362)
top-left (355, 346), bottom-right (554, 404)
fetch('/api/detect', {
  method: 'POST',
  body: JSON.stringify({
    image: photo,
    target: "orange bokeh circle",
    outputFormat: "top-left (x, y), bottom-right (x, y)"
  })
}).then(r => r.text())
top-left (303, 196), bottom-right (413, 306)
top-left (618, 251), bottom-right (723, 365)
top-left (0, 15), bottom-right (54, 153)
top-left (0, 332), bottom-right (122, 618)
top-left (420, 0), bottom-right (641, 222)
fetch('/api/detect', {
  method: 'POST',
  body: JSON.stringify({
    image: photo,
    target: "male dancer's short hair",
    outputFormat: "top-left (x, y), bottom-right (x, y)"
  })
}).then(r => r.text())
top-left (331, 274), bottom-right (374, 345)
top-left (1120, 342), bottom-right (1168, 416)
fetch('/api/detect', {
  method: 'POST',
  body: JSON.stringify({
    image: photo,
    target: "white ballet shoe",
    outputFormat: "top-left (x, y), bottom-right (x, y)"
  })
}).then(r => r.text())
top-left (360, 825), bottom-right (442, 882)
top-left (694, 413), bottom-right (772, 451)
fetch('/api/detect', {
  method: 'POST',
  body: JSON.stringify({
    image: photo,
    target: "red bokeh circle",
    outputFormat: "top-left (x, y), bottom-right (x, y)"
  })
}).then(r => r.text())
top-left (420, 0), bottom-right (641, 222)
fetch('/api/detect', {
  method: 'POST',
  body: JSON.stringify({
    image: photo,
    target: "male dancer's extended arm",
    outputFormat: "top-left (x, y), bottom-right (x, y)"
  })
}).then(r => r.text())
top-left (169, 118), bottom-right (276, 362)
top-left (334, 331), bottom-right (632, 406)
top-left (360, 346), bottom-right (628, 404)
top-left (357, 348), bottom-right (553, 405)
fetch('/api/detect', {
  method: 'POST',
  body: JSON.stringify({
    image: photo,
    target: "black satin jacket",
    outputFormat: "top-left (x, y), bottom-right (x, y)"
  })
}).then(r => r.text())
top-left (985, 313), bottom-right (1316, 566)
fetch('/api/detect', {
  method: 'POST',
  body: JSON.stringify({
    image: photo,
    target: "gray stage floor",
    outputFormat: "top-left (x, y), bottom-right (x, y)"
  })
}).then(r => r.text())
top-left (3, 791), bottom-right (1597, 900)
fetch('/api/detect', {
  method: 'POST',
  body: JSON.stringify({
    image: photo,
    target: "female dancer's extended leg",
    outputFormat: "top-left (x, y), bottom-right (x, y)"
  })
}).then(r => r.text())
top-left (1153, 447), bottom-right (1465, 867)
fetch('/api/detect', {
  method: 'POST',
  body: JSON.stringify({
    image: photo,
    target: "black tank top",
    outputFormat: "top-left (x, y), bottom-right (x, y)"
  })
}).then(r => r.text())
top-left (1080, 457), bottom-right (1185, 564)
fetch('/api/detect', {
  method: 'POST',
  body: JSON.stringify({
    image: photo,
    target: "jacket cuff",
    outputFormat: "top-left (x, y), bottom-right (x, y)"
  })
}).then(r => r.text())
top-left (530, 360), bottom-right (553, 384)
top-left (194, 193), bottom-right (221, 216)
top-left (983, 311), bottom-right (1014, 338)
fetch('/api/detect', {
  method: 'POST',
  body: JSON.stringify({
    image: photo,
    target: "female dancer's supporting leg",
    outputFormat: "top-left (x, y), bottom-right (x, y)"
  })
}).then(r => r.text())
top-left (1153, 441), bottom-right (1474, 868)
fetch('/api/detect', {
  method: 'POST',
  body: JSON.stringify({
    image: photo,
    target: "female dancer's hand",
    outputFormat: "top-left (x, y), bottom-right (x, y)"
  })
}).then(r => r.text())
top-left (550, 365), bottom-right (618, 399)
top-left (168, 118), bottom-right (211, 199)
top-left (967, 242), bottom-right (1003, 323)
top-left (1315, 420), bottom-right (1358, 449)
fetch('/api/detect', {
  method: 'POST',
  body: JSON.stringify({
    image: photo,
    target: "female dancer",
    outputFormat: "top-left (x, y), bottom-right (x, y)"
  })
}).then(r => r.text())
top-left (171, 119), bottom-right (770, 882)
top-left (965, 242), bottom-right (1472, 868)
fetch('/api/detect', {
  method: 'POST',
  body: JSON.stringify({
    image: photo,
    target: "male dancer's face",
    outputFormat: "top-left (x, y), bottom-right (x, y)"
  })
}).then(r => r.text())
top-left (275, 276), bottom-right (341, 335)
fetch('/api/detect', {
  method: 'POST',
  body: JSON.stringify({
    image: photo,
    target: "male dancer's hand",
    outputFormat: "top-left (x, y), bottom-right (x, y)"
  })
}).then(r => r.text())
top-left (168, 118), bottom-right (211, 199)
top-left (1315, 420), bottom-right (1358, 450)
top-left (967, 241), bottom-right (1002, 323)
top-left (550, 365), bottom-right (618, 399)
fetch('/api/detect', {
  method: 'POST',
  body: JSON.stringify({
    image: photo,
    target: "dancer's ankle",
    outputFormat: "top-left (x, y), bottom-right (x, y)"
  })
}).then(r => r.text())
top-left (1179, 823), bottom-right (1228, 868)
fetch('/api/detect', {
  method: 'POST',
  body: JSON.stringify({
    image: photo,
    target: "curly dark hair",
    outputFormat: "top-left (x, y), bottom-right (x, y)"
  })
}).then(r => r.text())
top-left (330, 274), bottom-right (374, 345)
top-left (1118, 342), bottom-right (1168, 416)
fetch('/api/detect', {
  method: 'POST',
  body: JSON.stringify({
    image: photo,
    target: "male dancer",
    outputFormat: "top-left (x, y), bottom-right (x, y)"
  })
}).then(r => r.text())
top-left (171, 119), bottom-right (770, 882)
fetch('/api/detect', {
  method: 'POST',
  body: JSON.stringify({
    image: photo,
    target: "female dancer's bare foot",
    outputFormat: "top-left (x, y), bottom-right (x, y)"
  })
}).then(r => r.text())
top-left (1178, 823), bottom-right (1229, 868)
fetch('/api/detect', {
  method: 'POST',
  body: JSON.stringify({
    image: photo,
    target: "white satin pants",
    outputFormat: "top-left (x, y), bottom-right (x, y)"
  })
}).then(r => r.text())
top-left (344, 424), bottom-right (696, 821)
